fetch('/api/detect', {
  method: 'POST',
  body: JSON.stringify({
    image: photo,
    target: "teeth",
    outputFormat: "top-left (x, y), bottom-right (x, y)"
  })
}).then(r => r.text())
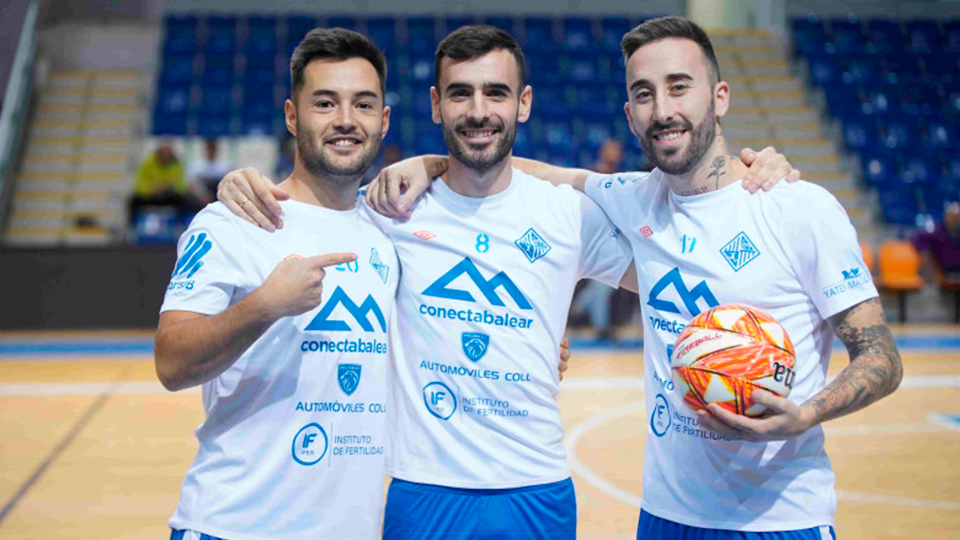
top-left (658, 131), bottom-right (683, 141)
top-left (331, 139), bottom-right (357, 146)
top-left (465, 130), bottom-right (494, 138)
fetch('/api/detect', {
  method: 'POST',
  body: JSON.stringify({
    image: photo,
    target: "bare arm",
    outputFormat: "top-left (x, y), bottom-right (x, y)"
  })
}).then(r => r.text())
top-left (807, 297), bottom-right (903, 423)
top-left (155, 252), bottom-right (356, 391)
top-left (618, 261), bottom-right (638, 293)
top-left (698, 297), bottom-right (903, 441)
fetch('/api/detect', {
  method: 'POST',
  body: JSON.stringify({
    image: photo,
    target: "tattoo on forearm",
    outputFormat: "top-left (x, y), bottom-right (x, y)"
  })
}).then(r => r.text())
top-left (807, 299), bottom-right (903, 422)
top-left (708, 156), bottom-right (726, 190)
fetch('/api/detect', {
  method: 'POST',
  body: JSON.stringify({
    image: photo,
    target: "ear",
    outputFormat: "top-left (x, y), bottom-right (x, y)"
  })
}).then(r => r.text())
top-left (624, 101), bottom-right (639, 139)
top-left (284, 99), bottom-right (297, 137)
top-left (517, 85), bottom-right (533, 123)
top-left (430, 87), bottom-right (441, 124)
top-left (714, 80), bottom-right (731, 119)
top-left (381, 105), bottom-right (391, 140)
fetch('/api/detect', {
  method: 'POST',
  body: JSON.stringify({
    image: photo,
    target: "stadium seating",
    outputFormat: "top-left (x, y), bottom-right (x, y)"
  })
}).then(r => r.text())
top-left (151, 14), bottom-right (653, 171)
top-left (793, 16), bottom-right (960, 227)
top-left (877, 239), bottom-right (926, 322)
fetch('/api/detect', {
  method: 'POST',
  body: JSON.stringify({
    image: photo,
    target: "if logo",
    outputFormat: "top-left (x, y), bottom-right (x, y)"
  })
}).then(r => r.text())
top-left (292, 423), bottom-right (328, 466)
top-left (423, 257), bottom-right (532, 310)
top-left (648, 267), bottom-right (719, 317)
top-left (305, 286), bottom-right (387, 332)
top-left (423, 381), bottom-right (457, 420)
top-left (173, 232), bottom-right (212, 279)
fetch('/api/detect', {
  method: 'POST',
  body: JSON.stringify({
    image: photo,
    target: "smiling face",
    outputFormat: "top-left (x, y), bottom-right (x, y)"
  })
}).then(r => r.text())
top-left (431, 49), bottom-right (531, 174)
top-left (623, 37), bottom-right (728, 176)
top-left (286, 57), bottom-right (390, 184)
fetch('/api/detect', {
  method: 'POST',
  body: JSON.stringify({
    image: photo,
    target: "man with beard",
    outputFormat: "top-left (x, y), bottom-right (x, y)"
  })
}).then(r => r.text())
top-left (216, 24), bottom-right (801, 539)
top-left (154, 28), bottom-right (399, 540)
top-left (371, 16), bottom-right (901, 540)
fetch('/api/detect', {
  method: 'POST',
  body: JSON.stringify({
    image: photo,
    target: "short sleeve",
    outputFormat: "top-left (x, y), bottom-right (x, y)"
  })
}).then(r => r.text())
top-left (583, 171), bottom-right (649, 233)
top-left (576, 192), bottom-right (632, 288)
top-left (779, 184), bottom-right (878, 319)
top-left (160, 211), bottom-right (246, 315)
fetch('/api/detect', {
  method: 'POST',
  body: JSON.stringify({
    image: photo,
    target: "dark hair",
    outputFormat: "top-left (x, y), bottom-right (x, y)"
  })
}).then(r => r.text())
top-left (621, 16), bottom-right (721, 83)
top-left (434, 25), bottom-right (526, 90)
top-left (290, 27), bottom-right (387, 97)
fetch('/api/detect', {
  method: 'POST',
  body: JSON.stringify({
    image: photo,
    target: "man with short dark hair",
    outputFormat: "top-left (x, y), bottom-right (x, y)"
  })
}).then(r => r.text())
top-left (155, 28), bottom-right (397, 540)
top-left (217, 24), bottom-right (798, 539)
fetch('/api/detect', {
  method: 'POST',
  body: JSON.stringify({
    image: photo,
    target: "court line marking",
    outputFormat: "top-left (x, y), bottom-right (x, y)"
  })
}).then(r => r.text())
top-left (563, 388), bottom-right (960, 512)
top-left (0, 384), bottom-right (116, 526)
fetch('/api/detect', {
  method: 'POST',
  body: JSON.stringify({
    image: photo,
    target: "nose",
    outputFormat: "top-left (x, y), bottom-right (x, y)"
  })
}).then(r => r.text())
top-left (653, 96), bottom-right (676, 125)
top-left (334, 106), bottom-right (357, 132)
top-left (467, 91), bottom-right (490, 122)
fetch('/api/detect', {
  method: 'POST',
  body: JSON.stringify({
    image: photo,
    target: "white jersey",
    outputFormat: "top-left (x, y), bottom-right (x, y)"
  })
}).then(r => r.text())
top-left (161, 201), bottom-right (398, 540)
top-left (585, 173), bottom-right (878, 531)
top-left (365, 168), bottom-right (631, 489)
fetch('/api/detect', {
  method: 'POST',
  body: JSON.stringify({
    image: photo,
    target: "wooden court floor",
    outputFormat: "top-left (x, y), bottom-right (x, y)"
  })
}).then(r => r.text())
top-left (0, 330), bottom-right (958, 539)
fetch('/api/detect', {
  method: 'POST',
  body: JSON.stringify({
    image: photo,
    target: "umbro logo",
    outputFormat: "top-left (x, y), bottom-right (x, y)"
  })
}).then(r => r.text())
top-left (414, 230), bottom-right (437, 240)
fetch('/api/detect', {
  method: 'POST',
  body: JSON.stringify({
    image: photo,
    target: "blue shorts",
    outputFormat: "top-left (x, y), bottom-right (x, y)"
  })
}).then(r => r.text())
top-left (170, 530), bottom-right (226, 540)
top-left (637, 510), bottom-right (837, 540)
top-left (383, 477), bottom-right (577, 540)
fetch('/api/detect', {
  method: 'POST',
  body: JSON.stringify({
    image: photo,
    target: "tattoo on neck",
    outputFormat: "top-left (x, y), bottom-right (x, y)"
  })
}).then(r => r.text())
top-left (681, 186), bottom-right (708, 196)
top-left (708, 156), bottom-right (726, 190)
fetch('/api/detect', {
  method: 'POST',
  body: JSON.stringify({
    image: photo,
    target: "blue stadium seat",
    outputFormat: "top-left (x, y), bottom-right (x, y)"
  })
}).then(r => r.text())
top-left (829, 18), bottom-right (867, 55)
top-left (901, 153), bottom-right (941, 184)
top-left (247, 15), bottom-right (277, 31)
top-left (562, 18), bottom-right (595, 52)
top-left (906, 19), bottom-right (941, 53)
top-left (160, 55), bottom-right (194, 85)
top-left (881, 120), bottom-right (917, 150)
top-left (152, 110), bottom-right (188, 136)
top-left (878, 185), bottom-right (919, 225)
top-left (245, 28), bottom-right (277, 59)
top-left (326, 16), bottom-right (357, 31)
top-left (882, 54), bottom-right (923, 83)
top-left (444, 16), bottom-right (474, 34)
top-left (900, 83), bottom-right (942, 115)
top-left (543, 120), bottom-right (577, 153)
top-left (523, 18), bottom-right (556, 51)
top-left (484, 16), bottom-right (516, 35)
top-left (157, 87), bottom-right (190, 116)
top-left (367, 17), bottom-right (397, 49)
top-left (198, 87), bottom-right (234, 116)
top-left (865, 19), bottom-right (905, 54)
top-left (287, 15), bottom-right (318, 44)
top-left (945, 21), bottom-right (960, 52)
top-left (860, 152), bottom-right (898, 186)
top-left (808, 58), bottom-right (839, 86)
top-left (413, 121), bottom-right (445, 155)
top-left (165, 14), bottom-right (198, 31)
top-left (793, 16), bottom-right (829, 57)
top-left (164, 28), bottom-right (197, 56)
top-left (200, 65), bottom-right (234, 87)
top-left (205, 28), bottom-right (237, 56)
top-left (207, 15), bottom-right (238, 31)
top-left (196, 118), bottom-right (231, 137)
top-left (408, 17), bottom-right (438, 53)
top-left (843, 120), bottom-right (878, 151)
top-left (581, 120), bottom-right (615, 151)
top-left (925, 57), bottom-right (959, 84)
top-left (601, 17), bottom-right (631, 52)
top-left (514, 124), bottom-right (533, 157)
top-left (566, 52), bottom-right (598, 82)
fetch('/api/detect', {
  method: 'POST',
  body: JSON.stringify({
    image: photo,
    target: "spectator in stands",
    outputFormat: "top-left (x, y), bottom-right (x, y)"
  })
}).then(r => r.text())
top-left (129, 141), bottom-right (194, 225)
top-left (187, 139), bottom-right (233, 204)
top-left (913, 201), bottom-right (960, 281)
top-left (275, 133), bottom-right (296, 179)
top-left (593, 139), bottom-right (623, 174)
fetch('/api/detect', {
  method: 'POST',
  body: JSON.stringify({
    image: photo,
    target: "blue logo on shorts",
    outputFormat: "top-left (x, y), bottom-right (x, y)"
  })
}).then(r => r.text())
top-left (720, 231), bottom-right (760, 272)
top-left (650, 394), bottom-right (672, 437)
top-left (514, 228), bottom-right (552, 263)
top-left (338, 363), bottom-right (362, 396)
top-left (461, 332), bottom-right (490, 362)
top-left (292, 423), bottom-right (328, 465)
top-left (423, 381), bottom-right (457, 420)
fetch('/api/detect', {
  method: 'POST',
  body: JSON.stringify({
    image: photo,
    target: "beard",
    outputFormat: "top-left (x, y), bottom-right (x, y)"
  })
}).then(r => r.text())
top-left (637, 100), bottom-right (716, 176)
top-left (441, 114), bottom-right (516, 173)
top-left (296, 119), bottom-right (381, 184)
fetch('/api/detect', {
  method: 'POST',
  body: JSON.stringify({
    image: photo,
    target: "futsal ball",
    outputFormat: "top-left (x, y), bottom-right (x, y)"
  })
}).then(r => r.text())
top-left (671, 304), bottom-right (796, 417)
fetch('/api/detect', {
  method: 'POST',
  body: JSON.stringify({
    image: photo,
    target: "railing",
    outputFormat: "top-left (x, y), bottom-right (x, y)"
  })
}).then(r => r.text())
top-left (0, 0), bottom-right (39, 228)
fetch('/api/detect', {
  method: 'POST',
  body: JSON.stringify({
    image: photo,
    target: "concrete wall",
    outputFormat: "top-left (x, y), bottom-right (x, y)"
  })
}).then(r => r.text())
top-left (0, 0), bottom-right (33, 108)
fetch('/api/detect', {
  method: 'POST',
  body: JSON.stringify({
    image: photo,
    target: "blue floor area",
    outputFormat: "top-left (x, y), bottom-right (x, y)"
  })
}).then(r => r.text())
top-left (0, 334), bottom-right (958, 357)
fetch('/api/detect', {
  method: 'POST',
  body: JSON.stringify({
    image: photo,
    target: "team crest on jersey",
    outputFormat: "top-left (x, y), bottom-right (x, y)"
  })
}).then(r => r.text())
top-left (514, 228), bottom-right (551, 263)
top-left (461, 332), bottom-right (490, 362)
top-left (720, 231), bottom-right (760, 272)
top-left (338, 364), bottom-right (362, 396)
top-left (370, 248), bottom-right (389, 284)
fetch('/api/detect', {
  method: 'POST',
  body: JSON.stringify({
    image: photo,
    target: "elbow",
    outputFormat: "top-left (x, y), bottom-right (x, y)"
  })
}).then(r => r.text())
top-left (154, 336), bottom-right (189, 392)
top-left (887, 357), bottom-right (904, 397)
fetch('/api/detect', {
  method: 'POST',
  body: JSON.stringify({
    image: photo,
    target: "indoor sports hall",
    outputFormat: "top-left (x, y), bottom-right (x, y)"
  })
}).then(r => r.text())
top-left (1, 1), bottom-right (958, 539)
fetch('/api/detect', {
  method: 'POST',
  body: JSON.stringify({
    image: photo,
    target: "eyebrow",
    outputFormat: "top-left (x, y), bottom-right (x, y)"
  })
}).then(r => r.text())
top-left (628, 72), bottom-right (694, 94)
top-left (311, 89), bottom-right (381, 101)
top-left (444, 82), bottom-right (513, 95)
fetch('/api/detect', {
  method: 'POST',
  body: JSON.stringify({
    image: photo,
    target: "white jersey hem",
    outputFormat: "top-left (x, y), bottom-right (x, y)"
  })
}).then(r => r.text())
top-left (640, 504), bottom-right (835, 532)
top-left (169, 521), bottom-right (373, 540)
top-left (387, 470), bottom-right (573, 490)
